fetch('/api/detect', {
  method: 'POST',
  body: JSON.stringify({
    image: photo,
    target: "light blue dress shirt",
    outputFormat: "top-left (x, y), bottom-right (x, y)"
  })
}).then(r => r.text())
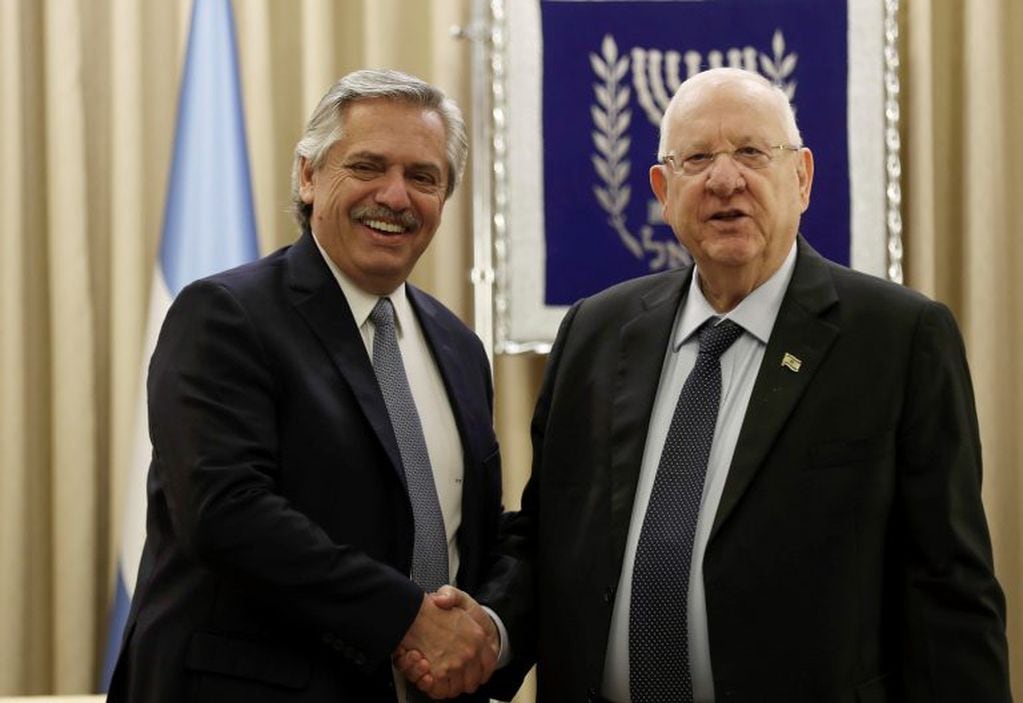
top-left (601, 242), bottom-right (797, 703)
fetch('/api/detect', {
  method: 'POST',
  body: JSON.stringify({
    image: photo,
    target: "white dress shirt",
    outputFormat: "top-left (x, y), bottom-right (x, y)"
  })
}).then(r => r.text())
top-left (312, 234), bottom-right (509, 699)
top-left (601, 242), bottom-right (797, 702)
top-left (313, 233), bottom-right (464, 580)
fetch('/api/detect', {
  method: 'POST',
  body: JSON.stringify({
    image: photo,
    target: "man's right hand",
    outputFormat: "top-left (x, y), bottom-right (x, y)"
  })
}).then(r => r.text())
top-left (395, 588), bottom-right (498, 699)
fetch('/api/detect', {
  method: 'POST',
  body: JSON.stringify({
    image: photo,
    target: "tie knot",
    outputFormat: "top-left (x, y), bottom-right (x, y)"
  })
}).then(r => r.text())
top-left (697, 318), bottom-right (744, 359)
top-left (370, 297), bottom-right (395, 329)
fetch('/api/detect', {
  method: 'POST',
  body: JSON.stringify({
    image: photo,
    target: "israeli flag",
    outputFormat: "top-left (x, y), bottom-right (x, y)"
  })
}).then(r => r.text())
top-left (99, 0), bottom-right (258, 689)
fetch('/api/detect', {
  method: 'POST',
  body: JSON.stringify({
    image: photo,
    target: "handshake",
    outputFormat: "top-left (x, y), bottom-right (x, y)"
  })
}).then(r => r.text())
top-left (394, 586), bottom-right (501, 700)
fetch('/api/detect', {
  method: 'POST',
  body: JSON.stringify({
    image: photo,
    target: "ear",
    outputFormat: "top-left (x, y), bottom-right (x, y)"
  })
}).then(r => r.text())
top-left (298, 157), bottom-right (316, 204)
top-left (796, 147), bottom-right (814, 212)
top-left (650, 163), bottom-right (670, 207)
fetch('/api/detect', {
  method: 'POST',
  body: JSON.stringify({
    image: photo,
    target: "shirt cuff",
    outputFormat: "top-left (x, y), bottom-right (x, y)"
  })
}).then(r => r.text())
top-left (480, 605), bottom-right (512, 668)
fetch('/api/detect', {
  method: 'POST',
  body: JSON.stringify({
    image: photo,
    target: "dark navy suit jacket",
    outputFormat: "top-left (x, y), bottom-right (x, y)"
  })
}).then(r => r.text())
top-left (109, 230), bottom-right (503, 703)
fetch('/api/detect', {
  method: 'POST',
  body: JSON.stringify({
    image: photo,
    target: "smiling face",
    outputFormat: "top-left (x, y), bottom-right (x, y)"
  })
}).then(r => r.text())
top-left (650, 71), bottom-right (814, 293)
top-left (298, 98), bottom-right (449, 295)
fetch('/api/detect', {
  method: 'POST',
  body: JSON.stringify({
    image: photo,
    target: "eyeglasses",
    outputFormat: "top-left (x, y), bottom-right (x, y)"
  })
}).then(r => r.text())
top-left (660, 144), bottom-right (802, 176)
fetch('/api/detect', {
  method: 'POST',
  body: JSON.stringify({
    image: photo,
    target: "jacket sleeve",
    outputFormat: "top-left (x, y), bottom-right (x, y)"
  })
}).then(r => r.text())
top-left (477, 301), bottom-right (584, 699)
top-left (148, 279), bottom-right (423, 670)
top-left (894, 300), bottom-right (1011, 700)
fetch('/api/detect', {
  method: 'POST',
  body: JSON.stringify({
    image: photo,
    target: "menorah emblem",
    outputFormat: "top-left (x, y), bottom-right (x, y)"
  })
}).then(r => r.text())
top-left (591, 31), bottom-right (798, 271)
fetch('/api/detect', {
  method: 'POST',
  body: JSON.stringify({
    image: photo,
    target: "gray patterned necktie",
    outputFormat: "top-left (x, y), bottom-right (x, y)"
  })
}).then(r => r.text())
top-left (370, 297), bottom-right (449, 593)
top-left (629, 317), bottom-right (744, 703)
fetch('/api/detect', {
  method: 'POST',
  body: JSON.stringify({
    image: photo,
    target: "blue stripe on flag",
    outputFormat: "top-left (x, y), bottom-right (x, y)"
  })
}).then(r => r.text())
top-left (99, 571), bottom-right (130, 688)
top-left (160, 0), bottom-right (259, 296)
top-left (100, 0), bottom-right (259, 690)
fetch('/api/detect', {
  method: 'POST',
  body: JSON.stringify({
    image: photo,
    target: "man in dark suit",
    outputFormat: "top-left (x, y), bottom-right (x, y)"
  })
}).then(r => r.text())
top-left (109, 69), bottom-right (504, 702)
top-left (478, 68), bottom-right (1011, 702)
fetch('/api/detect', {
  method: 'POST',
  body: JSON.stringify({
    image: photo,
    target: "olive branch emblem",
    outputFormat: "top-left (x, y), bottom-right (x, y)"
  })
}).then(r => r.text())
top-left (590, 35), bottom-right (688, 271)
top-left (590, 35), bottom-right (641, 259)
top-left (759, 30), bottom-right (798, 100)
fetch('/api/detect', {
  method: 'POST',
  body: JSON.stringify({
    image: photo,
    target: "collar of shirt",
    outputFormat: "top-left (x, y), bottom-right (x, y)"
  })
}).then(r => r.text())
top-left (673, 239), bottom-right (798, 351)
top-left (310, 230), bottom-right (410, 337)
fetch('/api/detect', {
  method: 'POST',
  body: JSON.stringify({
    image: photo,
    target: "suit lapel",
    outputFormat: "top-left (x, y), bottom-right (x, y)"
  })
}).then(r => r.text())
top-left (408, 286), bottom-right (494, 588)
top-left (710, 238), bottom-right (840, 541)
top-left (284, 231), bottom-right (406, 484)
top-left (609, 270), bottom-right (689, 573)
top-left (406, 286), bottom-right (479, 460)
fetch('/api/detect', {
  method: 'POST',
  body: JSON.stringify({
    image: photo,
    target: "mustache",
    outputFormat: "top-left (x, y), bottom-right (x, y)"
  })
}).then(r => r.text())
top-left (350, 205), bottom-right (420, 230)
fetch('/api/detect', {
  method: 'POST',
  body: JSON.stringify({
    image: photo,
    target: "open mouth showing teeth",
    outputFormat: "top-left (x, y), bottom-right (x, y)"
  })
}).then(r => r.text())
top-left (363, 219), bottom-right (407, 234)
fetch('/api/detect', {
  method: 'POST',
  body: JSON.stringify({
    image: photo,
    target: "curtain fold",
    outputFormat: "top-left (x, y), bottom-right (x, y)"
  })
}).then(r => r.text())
top-left (0, 0), bottom-right (1018, 697)
top-left (962, 0), bottom-right (1021, 684)
top-left (43, 0), bottom-right (99, 692)
top-left (1, 0), bottom-right (34, 692)
top-left (904, 1), bottom-right (1022, 691)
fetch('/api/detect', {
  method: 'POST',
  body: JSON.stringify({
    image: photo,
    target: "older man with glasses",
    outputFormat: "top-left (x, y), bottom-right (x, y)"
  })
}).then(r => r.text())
top-left (474, 67), bottom-right (1011, 703)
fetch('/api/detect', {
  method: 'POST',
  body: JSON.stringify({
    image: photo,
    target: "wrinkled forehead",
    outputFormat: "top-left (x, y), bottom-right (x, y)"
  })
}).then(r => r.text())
top-left (664, 78), bottom-right (791, 149)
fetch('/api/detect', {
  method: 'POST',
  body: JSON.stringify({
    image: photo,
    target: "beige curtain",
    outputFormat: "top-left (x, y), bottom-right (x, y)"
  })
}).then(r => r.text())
top-left (903, 0), bottom-right (1022, 694)
top-left (0, 0), bottom-right (1017, 697)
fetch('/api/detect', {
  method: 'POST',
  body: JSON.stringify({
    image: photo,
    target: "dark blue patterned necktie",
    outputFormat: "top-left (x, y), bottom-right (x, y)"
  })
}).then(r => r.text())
top-left (370, 298), bottom-right (449, 594)
top-left (629, 318), bottom-right (744, 703)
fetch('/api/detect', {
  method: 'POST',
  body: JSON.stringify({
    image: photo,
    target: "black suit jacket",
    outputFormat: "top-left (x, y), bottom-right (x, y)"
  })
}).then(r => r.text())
top-left (482, 238), bottom-right (1010, 702)
top-left (109, 231), bottom-right (503, 703)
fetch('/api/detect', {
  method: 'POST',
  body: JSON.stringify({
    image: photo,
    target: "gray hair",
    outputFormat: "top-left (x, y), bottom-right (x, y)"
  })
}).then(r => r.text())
top-left (657, 67), bottom-right (803, 159)
top-left (290, 69), bottom-right (469, 230)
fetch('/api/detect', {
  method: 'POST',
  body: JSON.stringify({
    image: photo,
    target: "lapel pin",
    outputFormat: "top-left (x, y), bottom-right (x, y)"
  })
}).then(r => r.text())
top-left (781, 352), bottom-right (802, 373)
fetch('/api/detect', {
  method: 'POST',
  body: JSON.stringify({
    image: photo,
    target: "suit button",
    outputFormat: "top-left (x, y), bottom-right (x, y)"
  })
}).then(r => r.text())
top-left (587, 687), bottom-right (598, 702)
top-left (603, 585), bottom-right (616, 603)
